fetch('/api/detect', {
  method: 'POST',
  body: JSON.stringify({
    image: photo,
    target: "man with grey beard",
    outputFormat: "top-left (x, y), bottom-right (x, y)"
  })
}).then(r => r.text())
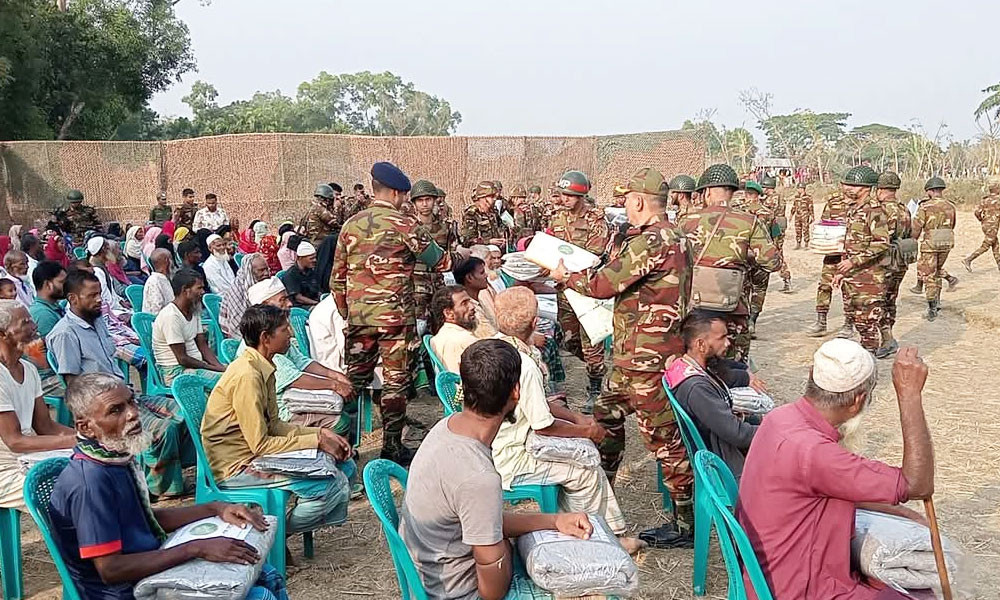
top-left (47, 373), bottom-right (289, 600)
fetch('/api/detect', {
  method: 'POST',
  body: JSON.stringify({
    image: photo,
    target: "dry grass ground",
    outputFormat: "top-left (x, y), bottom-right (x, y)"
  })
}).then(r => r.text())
top-left (15, 201), bottom-right (1000, 599)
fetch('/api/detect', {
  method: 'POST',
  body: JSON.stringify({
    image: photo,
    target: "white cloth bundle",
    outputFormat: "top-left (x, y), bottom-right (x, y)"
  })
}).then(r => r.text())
top-left (250, 449), bottom-right (344, 479)
top-left (852, 510), bottom-right (969, 599)
top-left (524, 231), bottom-right (600, 272)
top-left (517, 514), bottom-right (638, 597)
top-left (134, 515), bottom-right (276, 600)
top-left (525, 431), bottom-right (601, 469)
top-left (563, 289), bottom-right (613, 344)
top-left (500, 252), bottom-right (544, 282)
top-left (728, 387), bottom-right (775, 416)
top-left (281, 388), bottom-right (343, 416)
top-left (537, 294), bottom-right (558, 322)
top-left (17, 449), bottom-right (73, 474)
top-left (810, 222), bottom-right (847, 255)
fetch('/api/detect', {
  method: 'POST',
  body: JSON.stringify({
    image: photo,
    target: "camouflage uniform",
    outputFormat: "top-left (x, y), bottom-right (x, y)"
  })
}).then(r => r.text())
top-left (331, 198), bottom-right (450, 455)
top-left (303, 197), bottom-right (344, 243)
top-left (763, 190), bottom-right (791, 285)
top-left (790, 190), bottom-right (815, 246)
top-left (344, 194), bottom-right (371, 220)
top-left (840, 195), bottom-right (890, 351)
top-left (56, 203), bottom-right (102, 245)
top-left (966, 193), bottom-right (1000, 268)
top-left (914, 197), bottom-right (957, 304)
top-left (880, 197), bottom-right (912, 332)
top-left (173, 202), bottom-right (197, 230)
top-left (513, 203), bottom-right (543, 240)
top-left (565, 213), bottom-right (694, 526)
top-left (149, 204), bottom-right (172, 226)
top-left (550, 203), bottom-right (610, 383)
top-left (815, 194), bottom-right (852, 324)
top-left (459, 205), bottom-right (503, 246)
top-left (743, 196), bottom-right (778, 323)
top-left (413, 216), bottom-right (459, 322)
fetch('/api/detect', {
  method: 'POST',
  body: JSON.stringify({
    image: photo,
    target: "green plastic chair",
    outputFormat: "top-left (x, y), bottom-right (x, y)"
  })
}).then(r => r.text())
top-left (421, 334), bottom-right (447, 378)
top-left (234, 253), bottom-right (244, 267)
top-left (22, 457), bottom-right (82, 600)
top-left (131, 312), bottom-right (172, 397)
top-left (201, 293), bottom-right (225, 352)
top-left (0, 505), bottom-right (22, 599)
top-left (219, 338), bottom-right (241, 364)
top-left (433, 372), bottom-right (558, 513)
top-left (124, 284), bottom-right (144, 312)
top-left (170, 375), bottom-right (312, 575)
top-left (72, 247), bottom-right (86, 260)
top-left (288, 307), bottom-right (311, 357)
top-left (43, 351), bottom-right (73, 427)
top-left (693, 450), bottom-right (773, 600)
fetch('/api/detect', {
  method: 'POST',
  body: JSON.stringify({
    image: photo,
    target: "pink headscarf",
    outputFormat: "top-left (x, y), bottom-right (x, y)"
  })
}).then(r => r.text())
top-left (140, 226), bottom-right (162, 272)
top-left (277, 231), bottom-right (296, 270)
top-left (161, 221), bottom-right (176, 239)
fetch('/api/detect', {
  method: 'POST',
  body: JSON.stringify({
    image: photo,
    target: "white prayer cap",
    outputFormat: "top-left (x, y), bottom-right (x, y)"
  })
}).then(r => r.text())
top-left (206, 234), bottom-right (222, 246)
top-left (812, 339), bottom-right (876, 393)
top-left (86, 236), bottom-right (106, 256)
top-left (247, 277), bottom-right (286, 305)
top-left (296, 241), bottom-right (316, 257)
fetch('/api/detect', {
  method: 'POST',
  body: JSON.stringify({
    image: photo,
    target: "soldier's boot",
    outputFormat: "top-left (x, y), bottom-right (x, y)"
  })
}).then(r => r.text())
top-left (836, 319), bottom-right (855, 339)
top-left (962, 256), bottom-right (973, 273)
top-left (925, 301), bottom-right (940, 322)
top-left (748, 312), bottom-right (759, 339)
top-left (779, 278), bottom-right (792, 294)
top-left (380, 431), bottom-right (416, 468)
top-left (638, 499), bottom-right (695, 549)
top-left (795, 241), bottom-right (801, 250)
top-left (584, 376), bottom-right (603, 414)
top-left (805, 312), bottom-right (828, 337)
top-left (874, 326), bottom-right (898, 359)
top-left (910, 280), bottom-right (924, 295)
top-left (946, 275), bottom-right (959, 291)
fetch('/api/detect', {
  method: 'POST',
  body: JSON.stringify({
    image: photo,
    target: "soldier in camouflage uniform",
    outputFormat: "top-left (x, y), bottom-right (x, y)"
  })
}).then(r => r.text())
top-left (526, 185), bottom-right (547, 229)
top-left (172, 188), bottom-right (197, 230)
top-left (806, 191), bottom-right (854, 338)
top-left (550, 167), bottom-right (695, 548)
top-left (874, 172), bottom-right (912, 358)
top-left (678, 165), bottom-right (780, 363)
top-left (605, 184), bottom-right (630, 257)
top-left (459, 181), bottom-right (505, 247)
top-left (550, 170), bottom-right (611, 406)
top-left (510, 184), bottom-right (542, 240)
top-left (148, 192), bottom-right (172, 226)
top-left (434, 186), bottom-right (452, 220)
top-left (54, 190), bottom-right (102, 245)
top-left (411, 180), bottom-right (459, 324)
top-left (963, 181), bottom-right (1000, 272)
top-left (344, 184), bottom-right (371, 220)
top-left (762, 176), bottom-right (791, 292)
top-left (331, 162), bottom-right (451, 465)
top-left (742, 181), bottom-right (778, 337)
top-left (789, 182), bottom-right (814, 248)
top-left (912, 177), bottom-right (957, 321)
top-left (302, 183), bottom-right (344, 244)
top-left (668, 175), bottom-right (698, 219)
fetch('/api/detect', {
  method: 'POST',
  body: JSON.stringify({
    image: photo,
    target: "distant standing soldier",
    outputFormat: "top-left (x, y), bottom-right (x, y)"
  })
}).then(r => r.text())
top-left (549, 167), bottom-right (695, 548)
top-left (148, 192), bottom-right (172, 226)
top-left (678, 165), bottom-right (779, 362)
top-left (510, 184), bottom-right (541, 240)
top-left (434, 186), bottom-right (452, 220)
top-left (742, 181), bottom-right (778, 336)
top-left (762, 176), bottom-right (791, 293)
top-left (459, 181), bottom-right (505, 247)
top-left (833, 166), bottom-right (891, 352)
top-left (411, 179), bottom-right (459, 324)
top-left (789, 182), bottom-right (814, 248)
top-left (605, 184), bottom-right (631, 258)
top-left (331, 162), bottom-right (451, 465)
top-left (172, 188), bottom-right (197, 230)
top-left (54, 189), bottom-right (102, 245)
top-left (963, 180), bottom-right (1000, 272)
top-left (912, 177), bottom-right (957, 321)
top-left (550, 170), bottom-right (610, 406)
top-left (806, 191), bottom-right (854, 337)
top-left (302, 183), bottom-right (344, 243)
top-left (668, 175), bottom-right (698, 218)
top-left (526, 185), bottom-right (547, 229)
top-left (345, 183), bottom-right (371, 220)
top-left (874, 171), bottom-right (912, 358)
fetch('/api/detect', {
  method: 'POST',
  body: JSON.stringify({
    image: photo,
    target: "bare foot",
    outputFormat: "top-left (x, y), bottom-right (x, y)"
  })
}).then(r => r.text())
top-left (618, 536), bottom-right (647, 556)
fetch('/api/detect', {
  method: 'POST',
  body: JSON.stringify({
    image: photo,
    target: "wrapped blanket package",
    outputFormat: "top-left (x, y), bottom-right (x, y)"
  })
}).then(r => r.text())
top-left (810, 220), bottom-right (847, 255)
top-left (250, 449), bottom-right (342, 478)
top-left (728, 387), bottom-right (775, 416)
top-left (525, 431), bottom-right (601, 469)
top-left (852, 510), bottom-right (971, 599)
top-left (17, 449), bottom-right (73, 474)
top-left (517, 514), bottom-right (638, 597)
top-left (134, 515), bottom-right (277, 600)
top-left (501, 252), bottom-right (545, 282)
top-left (537, 294), bottom-right (558, 323)
top-left (282, 388), bottom-right (343, 416)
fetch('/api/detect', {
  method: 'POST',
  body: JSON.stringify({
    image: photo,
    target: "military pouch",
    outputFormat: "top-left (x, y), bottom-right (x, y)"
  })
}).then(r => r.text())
top-left (925, 229), bottom-right (955, 251)
top-left (691, 266), bottom-right (745, 312)
top-left (887, 238), bottom-right (918, 269)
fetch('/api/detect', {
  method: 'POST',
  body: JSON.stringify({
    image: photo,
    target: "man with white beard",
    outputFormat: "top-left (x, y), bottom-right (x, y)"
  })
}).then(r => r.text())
top-left (202, 233), bottom-right (236, 294)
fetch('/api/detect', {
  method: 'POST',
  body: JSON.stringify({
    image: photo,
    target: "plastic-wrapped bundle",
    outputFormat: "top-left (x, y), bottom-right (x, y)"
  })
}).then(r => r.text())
top-left (517, 514), bottom-right (638, 597)
top-left (810, 220), bottom-right (847, 255)
top-left (500, 252), bottom-right (544, 282)
top-left (852, 510), bottom-right (971, 599)
top-left (17, 449), bottom-right (73, 474)
top-left (250, 451), bottom-right (342, 478)
top-left (281, 388), bottom-right (343, 416)
top-left (537, 295), bottom-right (558, 322)
top-left (134, 515), bottom-right (277, 600)
top-left (728, 387), bottom-right (775, 416)
top-left (525, 431), bottom-right (601, 469)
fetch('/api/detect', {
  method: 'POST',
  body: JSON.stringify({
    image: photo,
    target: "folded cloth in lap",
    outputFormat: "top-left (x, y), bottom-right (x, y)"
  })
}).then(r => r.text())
top-left (728, 387), bottom-right (775, 415)
top-left (282, 388), bottom-right (343, 415)
top-left (525, 431), bottom-right (601, 469)
top-left (134, 515), bottom-right (277, 600)
top-left (251, 450), bottom-right (342, 478)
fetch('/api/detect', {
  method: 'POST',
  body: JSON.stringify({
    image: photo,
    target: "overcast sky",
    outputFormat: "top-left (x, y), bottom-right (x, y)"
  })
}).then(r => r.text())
top-left (150, 0), bottom-right (999, 147)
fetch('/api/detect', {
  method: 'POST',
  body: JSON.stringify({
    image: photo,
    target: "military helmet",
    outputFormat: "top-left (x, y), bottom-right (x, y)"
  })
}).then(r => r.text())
top-left (761, 176), bottom-right (777, 189)
top-left (877, 172), bottom-right (902, 190)
top-left (510, 184), bottom-right (527, 198)
top-left (745, 181), bottom-right (764, 195)
top-left (528, 185), bottom-right (542, 195)
top-left (668, 174), bottom-right (697, 194)
top-left (410, 179), bottom-right (438, 199)
top-left (797, 182), bottom-right (807, 189)
top-left (924, 176), bottom-right (946, 191)
top-left (67, 189), bottom-right (84, 202)
top-left (434, 186), bottom-right (447, 198)
top-left (695, 164), bottom-right (740, 191)
top-left (841, 166), bottom-right (879, 187)
top-left (472, 180), bottom-right (498, 199)
top-left (556, 170), bottom-right (591, 196)
top-left (313, 183), bottom-right (334, 199)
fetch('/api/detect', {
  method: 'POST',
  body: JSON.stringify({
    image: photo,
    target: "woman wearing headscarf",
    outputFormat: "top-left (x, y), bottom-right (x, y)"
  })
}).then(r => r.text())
top-left (259, 233), bottom-right (280, 274)
top-left (140, 226), bottom-right (162, 273)
top-left (155, 233), bottom-right (177, 268)
top-left (7, 226), bottom-right (21, 251)
top-left (173, 226), bottom-right (190, 244)
top-left (106, 222), bottom-right (123, 239)
top-left (315, 233), bottom-right (337, 294)
top-left (218, 252), bottom-right (270, 338)
top-left (43, 233), bottom-right (70, 268)
top-left (124, 225), bottom-right (145, 273)
top-left (194, 228), bottom-right (213, 264)
top-left (0, 237), bottom-right (10, 265)
top-left (161, 220), bottom-right (176, 239)
top-left (276, 230), bottom-right (297, 270)
top-left (238, 220), bottom-right (261, 254)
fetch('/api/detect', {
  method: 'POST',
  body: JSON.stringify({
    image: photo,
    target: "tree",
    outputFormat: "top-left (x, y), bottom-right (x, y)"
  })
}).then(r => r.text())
top-left (975, 82), bottom-right (1000, 121)
top-left (682, 110), bottom-right (756, 173)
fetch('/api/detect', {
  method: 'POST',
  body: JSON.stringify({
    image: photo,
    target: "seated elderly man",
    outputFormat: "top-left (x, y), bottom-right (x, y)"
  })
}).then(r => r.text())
top-left (47, 269), bottom-right (193, 497)
top-left (428, 285), bottom-right (480, 372)
top-left (0, 300), bottom-right (75, 510)
top-left (202, 304), bottom-right (353, 536)
top-left (48, 373), bottom-right (288, 600)
top-left (738, 340), bottom-right (934, 600)
top-left (664, 310), bottom-right (763, 480)
top-left (142, 248), bottom-right (175, 314)
top-left (236, 278), bottom-right (354, 432)
top-left (202, 233), bottom-right (235, 294)
top-left (2, 250), bottom-right (34, 308)
top-left (151, 269), bottom-right (225, 385)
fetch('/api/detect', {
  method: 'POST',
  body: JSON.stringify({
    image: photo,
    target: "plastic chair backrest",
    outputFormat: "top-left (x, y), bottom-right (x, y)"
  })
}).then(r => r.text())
top-left (219, 338), bottom-right (242, 365)
top-left (23, 458), bottom-right (83, 600)
top-left (434, 371), bottom-right (462, 416)
top-left (131, 312), bottom-right (170, 395)
top-left (170, 374), bottom-right (221, 496)
top-left (421, 334), bottom-right (447, 377)
top-left (72, 247), bottom-right (86, 260)
top-left (693, 450), bottom-right (773, 600)
top-left (125, 284), bottom-right (144, 312)
top-left (662, 376), bottom-right (708, 457)
top-left (289, 307), bottom-right (311, 357)
top-left (363, 459), bottom-right (428, 600)
top-left (203, 293), bottom-right (222, 324)
top-left (234, 253), bottom-right (244, 267)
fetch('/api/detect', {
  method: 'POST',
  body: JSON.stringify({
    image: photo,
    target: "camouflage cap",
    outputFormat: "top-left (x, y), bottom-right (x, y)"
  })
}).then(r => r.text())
top-left (67, 189), bottom-right (84, 202)
top-left (668, 174), bottom-right (697, 193)
top-left (745, 180), bottom-right (764, 195)
top-left (625, 167), bottom-right (668, 196)
top-left (924, 176), bottom-right (946, 191)
top-left (410, 179), bottom-right (438, 199)
top-left (510, 184), bottom-right (527, 198)
top-left (528, 185), bottom-right (542, 194)
top-left (876, 172), bottom-right (901, 190)
top-left (313, 183), bottom-right (334, 199)
top-left (472, 180), bottom-right (499, 199)
top-left (696, 164), bottom-right (740, 191)
top-left (841, 166), bottom-right (879, 187)
top-left (761, 175), bottom-right (777, 189)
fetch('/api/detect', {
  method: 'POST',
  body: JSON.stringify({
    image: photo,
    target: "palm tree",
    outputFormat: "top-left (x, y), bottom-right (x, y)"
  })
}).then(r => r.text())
top-left (975, 83), bottom-right (1000, 120)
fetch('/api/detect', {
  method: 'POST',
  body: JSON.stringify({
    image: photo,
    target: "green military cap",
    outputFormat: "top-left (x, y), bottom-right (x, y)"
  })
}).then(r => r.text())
top-left (528, 185), bottom-right (542, 194)
top-left (696, 164), bottom-right (740, 191)
top-left (410, 179), bottom-right (438, 199)
top-left (668, 175), bottom-right (697, 193)
top-left (841, 166), bottom-right (879, 187)
top-left (509, 184), bottom-right (527, 198)
top-left (877, 172), bottom-right (901, 190)
top-left (625, 167), bottom-right (667, 195)
top-left (761, 176), bottom-right (777, 189)
top-left (924, 176), bottom-right (946, 191)
top-left (556, 170), bottom-right (591, 196)
top-left (612, 183), bottom-right (628, 198)
top-left (472, 180), bottom-right (498, 199)
top-left (67, 189), bottom-right (84, 202)
top-left (745, 181), bottom-right (764, 195)
top-left (313, 183), bottom-right (334, 199)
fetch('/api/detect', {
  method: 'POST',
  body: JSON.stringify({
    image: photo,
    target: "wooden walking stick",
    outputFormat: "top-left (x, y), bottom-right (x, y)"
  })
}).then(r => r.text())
top-left (923, 496), bottom-right (953, 600)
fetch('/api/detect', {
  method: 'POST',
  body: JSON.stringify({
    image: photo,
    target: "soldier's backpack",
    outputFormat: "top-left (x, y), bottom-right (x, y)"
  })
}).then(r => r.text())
top-left (924, 228), bottom-right (955, 252)
top-left (690, 209), bottom-right (746, 312)
top-left (887, 237), bottom-right (919, 270)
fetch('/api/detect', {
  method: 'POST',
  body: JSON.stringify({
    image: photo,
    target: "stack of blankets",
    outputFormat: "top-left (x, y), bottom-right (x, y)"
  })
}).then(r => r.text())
top-left (810, 220), bottom-right (848, 255)
top-left (282, 388), bottom-right (343, 416)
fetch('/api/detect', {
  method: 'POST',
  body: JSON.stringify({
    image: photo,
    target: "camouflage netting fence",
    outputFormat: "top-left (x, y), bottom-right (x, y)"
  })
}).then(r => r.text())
top-left (0, 131), bottom-right (704, 229)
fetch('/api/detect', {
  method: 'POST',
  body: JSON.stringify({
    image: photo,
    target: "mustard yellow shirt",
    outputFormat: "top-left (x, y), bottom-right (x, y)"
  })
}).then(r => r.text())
top-left (201, 347), bottom-right (320, 481)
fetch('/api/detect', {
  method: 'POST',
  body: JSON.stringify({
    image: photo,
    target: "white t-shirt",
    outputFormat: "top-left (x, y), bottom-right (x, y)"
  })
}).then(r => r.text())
top-left (0, 360), bottom-right (42, 467)
top-left (490, 347), bottom-right (553, 489)
top-left (307, 295), bottom-right (346, 373)
top-left (152, 302), bottom-right (203, 368)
